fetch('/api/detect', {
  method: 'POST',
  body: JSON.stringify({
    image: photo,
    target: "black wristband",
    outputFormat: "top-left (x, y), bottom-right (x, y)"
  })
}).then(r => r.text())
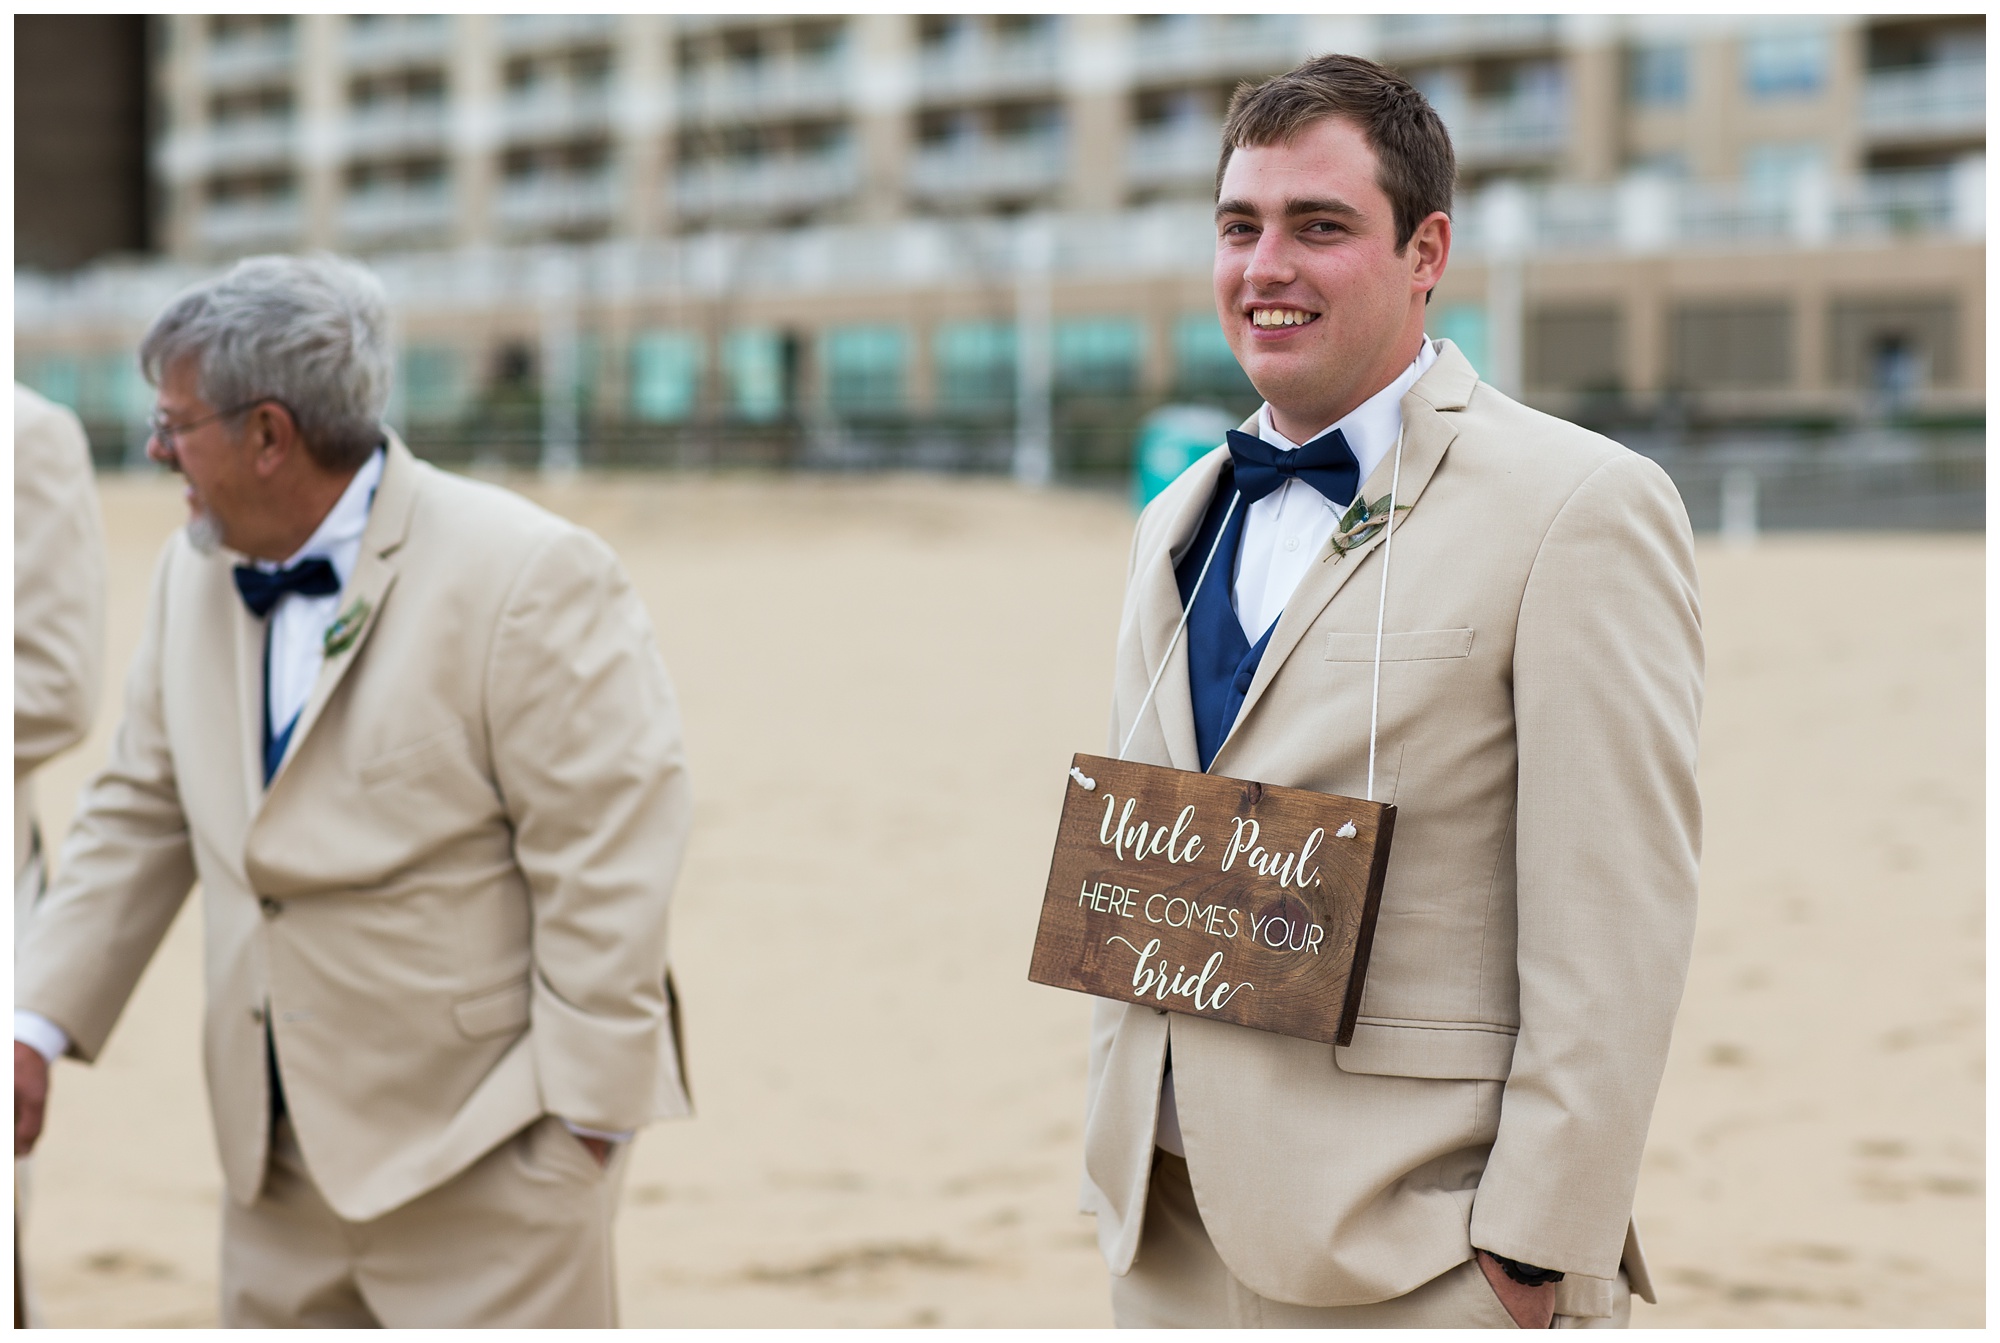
top-left (1482, 1250), bottom-right (1565, 1287)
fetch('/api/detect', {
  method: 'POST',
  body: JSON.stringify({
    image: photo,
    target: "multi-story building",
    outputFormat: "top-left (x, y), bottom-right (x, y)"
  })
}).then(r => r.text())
top-left (16, 13), bottom-right (1985, 478)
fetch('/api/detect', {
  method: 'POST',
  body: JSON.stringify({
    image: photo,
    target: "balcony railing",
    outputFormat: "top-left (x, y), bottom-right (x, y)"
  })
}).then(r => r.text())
top-left (499, 84), bottom-right (616, 142)
top-left (1376, 14), bottom-right (1561, 61)
top-left (1129, 16), bottom-right (1300, 82)
top-left (201, 115), bottom-right (298, 168)
top-left (674, 149), bottom-right (861, 219)
top-left (498, 15), bottom-right (618, 51)
top-left (677, 56), bottom-right (851, 123)
top-left (1443, 97), bottom-right (1569, 164)
top-left (339, 184), bottom-right (457, 242)
top-left (915, 34), bottom-right (1060, 101)
top-left (343, 16), bottom-right (452, 71)
top-left (198, 197), bottom-right (304, 251)
top-left (343, 101), bottom-right (450, 158)
top-left (204, 32), bottom-right (297, 87)
top-left (1862, 61), bottom-right (1985, 140)
top-left (495, 173), bottom-right (620, 233)
top-left (907, 136), bottom-right (1066, 201)
top-left (1124, 120), bottom-right (1224, 187)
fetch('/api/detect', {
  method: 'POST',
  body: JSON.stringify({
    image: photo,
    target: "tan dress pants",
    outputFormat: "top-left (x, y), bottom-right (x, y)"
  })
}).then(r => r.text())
top-left (221, 1114), bottom-right (626, 1327)
top-left (1112, 1152), bottom-right (1631, 1328)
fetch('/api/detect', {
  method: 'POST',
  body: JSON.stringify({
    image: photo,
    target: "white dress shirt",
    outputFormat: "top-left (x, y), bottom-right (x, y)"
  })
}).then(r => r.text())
top-left (1156, 337), bottom-right (1439, 1158)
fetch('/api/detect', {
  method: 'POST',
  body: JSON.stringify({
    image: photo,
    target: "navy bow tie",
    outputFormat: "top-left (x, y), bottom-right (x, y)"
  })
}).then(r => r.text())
top-left (1226, 428), bottom-right (1359, 509)
top-left (233, 557), bottom-right (339, 618)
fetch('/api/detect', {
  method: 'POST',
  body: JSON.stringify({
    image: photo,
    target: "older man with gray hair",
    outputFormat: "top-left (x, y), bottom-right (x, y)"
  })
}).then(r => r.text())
top-left (13, 254), bottom-right (695, 1326)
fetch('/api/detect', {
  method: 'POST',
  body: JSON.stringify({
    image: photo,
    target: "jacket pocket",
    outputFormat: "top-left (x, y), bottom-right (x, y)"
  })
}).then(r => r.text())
top-left (359, 724), bottom-right (471, 787)
top-left (1324, 628), bottom-right (1475, 662)
top-left (1333, 1016), bottom-right (1516, 1080)
top-left (452, 976), bottom-right (531, 1040)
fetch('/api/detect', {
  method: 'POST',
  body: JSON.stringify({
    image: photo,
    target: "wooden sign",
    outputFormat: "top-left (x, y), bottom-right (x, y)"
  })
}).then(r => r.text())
top-left (1028, 753), bottom-right (1395, 1046)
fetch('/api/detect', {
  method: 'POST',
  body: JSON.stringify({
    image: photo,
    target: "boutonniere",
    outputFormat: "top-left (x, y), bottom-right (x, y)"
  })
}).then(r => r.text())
top-left (323, 598), bottom-right (372, 657)
top-left (1323, 495), bottom-right (1412, 563)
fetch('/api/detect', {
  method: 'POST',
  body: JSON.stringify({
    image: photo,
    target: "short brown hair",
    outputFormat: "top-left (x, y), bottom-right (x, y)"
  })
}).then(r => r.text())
top-left (1217, 54), bottom-right (1455, 254)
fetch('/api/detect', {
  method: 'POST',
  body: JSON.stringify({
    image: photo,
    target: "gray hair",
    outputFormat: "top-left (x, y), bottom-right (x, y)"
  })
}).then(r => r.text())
top-left (140, 253), bottom-right (393, 473)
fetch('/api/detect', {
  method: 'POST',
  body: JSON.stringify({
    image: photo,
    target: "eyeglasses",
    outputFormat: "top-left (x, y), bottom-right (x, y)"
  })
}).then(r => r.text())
top-left (147, 398), bottom-right (282, 452)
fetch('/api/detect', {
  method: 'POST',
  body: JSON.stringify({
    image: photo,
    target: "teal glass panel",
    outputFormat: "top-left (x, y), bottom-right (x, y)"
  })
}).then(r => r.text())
top-left (400, 345), bottom-right (464, 423)
top-left (1432, 303), bottom-right (1488, 376)
top-left (1055, 317), bottom-right (1143, 395)
top-left (725, 328), bottom-right (786, 422)
top-left (823, 323), bottom-right (906, 413)
top-left (1171, 313), bottom-right (1252, 396)
top-left (933, 321), bottom-right (1016, 409)
top-left (631, 331), bottom-right (702, 423)
top-left (21, 355), bottom-right (83, 412)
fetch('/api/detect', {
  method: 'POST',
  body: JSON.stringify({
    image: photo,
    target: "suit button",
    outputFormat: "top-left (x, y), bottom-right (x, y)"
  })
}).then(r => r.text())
top-left (259, 897), bottom-right (282, 917)
top-left (1232, 670), bottom-right (1254, 695)
top-left (249, 1006), bottom-right (266, 1025)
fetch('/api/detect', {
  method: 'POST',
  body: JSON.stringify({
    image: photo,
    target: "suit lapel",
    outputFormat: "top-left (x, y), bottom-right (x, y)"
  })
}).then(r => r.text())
top-left (264, 437), bottom-right (422, 793)
top-left (1210, 345), bottom-right (1476, 775)
top-left (1131, 448), bottom-right (1228, 772)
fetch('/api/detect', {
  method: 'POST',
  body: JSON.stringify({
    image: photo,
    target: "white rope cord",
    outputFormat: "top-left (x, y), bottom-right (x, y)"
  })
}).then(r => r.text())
top-left (1116, 491), bottom-right (1240, 762)
top-left (1365, 424), bottom-right (1407, 803)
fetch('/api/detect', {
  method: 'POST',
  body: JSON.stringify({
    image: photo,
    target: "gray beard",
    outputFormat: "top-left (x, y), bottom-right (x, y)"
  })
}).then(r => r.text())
top-left (185, 510), bottom-right (223, 557)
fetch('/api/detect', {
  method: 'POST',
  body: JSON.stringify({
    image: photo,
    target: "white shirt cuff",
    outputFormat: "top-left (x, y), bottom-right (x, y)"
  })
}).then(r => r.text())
top-left (14, 1010), bottom-right (70, 1063)
top-left (561, 1119), bottom-right (632, 1144)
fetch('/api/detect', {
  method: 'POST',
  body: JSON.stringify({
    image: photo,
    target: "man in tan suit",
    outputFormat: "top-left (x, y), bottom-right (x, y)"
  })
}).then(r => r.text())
top-left (1083, 57), bottom-right (1702, 1327)
top-left (14, 383), bottom-right (108, 1328)
top-left (13, 255), bottom-right (693, 1326)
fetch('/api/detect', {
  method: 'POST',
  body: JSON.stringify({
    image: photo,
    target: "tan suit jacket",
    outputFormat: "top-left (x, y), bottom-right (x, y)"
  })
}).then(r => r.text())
top-left (17, 437), bottom-right (693, 1222)
top-left (1082, 342), bottom-right (1702, 1316)
top-left (14, 385), bottom-right (107, 883)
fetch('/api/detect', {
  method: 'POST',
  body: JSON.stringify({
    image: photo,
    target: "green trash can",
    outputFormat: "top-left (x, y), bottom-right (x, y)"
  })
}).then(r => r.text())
top-left (1133, 404), bottom-right (1239, 510)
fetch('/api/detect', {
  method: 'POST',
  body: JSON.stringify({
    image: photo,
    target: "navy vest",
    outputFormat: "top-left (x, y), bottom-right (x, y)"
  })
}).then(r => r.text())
top-left (1175, 469), bottom-right (1277, 771)
top-left (261, 626), bottom-right (299, 785)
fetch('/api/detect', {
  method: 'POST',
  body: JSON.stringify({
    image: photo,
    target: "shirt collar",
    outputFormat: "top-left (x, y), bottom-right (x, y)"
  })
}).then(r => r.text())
top-left (1256, 336), bottom-right (1439, 493)
top-left (262, 446), bottom-right (386, 585)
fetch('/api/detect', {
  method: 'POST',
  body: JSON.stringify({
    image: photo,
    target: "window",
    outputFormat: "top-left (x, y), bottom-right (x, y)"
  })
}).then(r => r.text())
top-left (1742, 25), bottom-right (1830, 100)
top-left (934, 321), bottom-right (1016, 409)
top-left (1829, 297), bottom-right (1957, 389)
top-left (1669, 303), bottom-right (1793, 389)
top-left (1171, 314), bottom-right (1251, 398)
top-left (631, 331), bottom-right (703, 423)
top-left (725, 328), bottom-right (787, 421)
top-left (822, 324), bottom-right (905, 414)
top-left (1742, 141), bottom-right (1828, 202)
top-left (1627, 44), bottom-right (1688, 108)
top-left (400, 345), bottom-right (466, 423)
top-left (1055, 318), bottom-right (1144, 396)
top-left (1429, 304), bottom-right (1489, 376)
top-left (1526, 306), bottom-right (1622, 391)
top-left (20, 355), bottom-right (82, 412)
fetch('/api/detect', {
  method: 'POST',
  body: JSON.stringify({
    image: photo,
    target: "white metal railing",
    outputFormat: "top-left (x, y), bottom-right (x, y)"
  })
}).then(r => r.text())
top-left (1445, 97), bottom-right (1569, 163)
top-left (500, 84), bottom-right (616, 141)
top-left (908, 137), bottom-right (1067, 199)
top-left (1129, 16), bottom-right (1299, 80)
top-left (674, 149), bottom-right (861, 217)
top-left (339, 184), bottom-right (456, 241)
top-left (343, 16), bottom-right (452, 70)
top-left (498, 15), bottom-right (619, 51)
top-left (204, 32), bottom-right (297, 86)
top-left (201, 115), bottom-right (297, 167)
top-left (1861, 61), bottom-right (1985, 139)
top-left (342, 100), bottom-right (450, 157)
top-left (1124, 120), bottom-right (1224, 186)
top-left (677, 56), bottom-right (852, 122)
top-left (495, 174), bottom-right (621, 232)
top-left (197, 198), bottom-right (304, 250)
top-left (915, 34), bottom-right (1061, 100)
top-left (1376, 14), bottom-right (1560, 60)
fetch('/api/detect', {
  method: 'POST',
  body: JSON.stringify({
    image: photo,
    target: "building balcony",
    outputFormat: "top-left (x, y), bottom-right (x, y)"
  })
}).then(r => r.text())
top-left (1129, 16), bottom-right (1300, 83)
top-left (1376, 14), bottom-right (1561, 62)
top-left (1443, 97), bottom-right (1569, 167)
top-left (677, 56), bottom-right (852, 124)
top-left (342, 101), bottom-right (450, 158)
top-left (1862, 61), bottom-right (1985, 142)
top-left (674, 149), bottom-right (860, 220)
top-left (908, 136), bottom-right (1067, 202)
top-left (203, 32), bottom-right (297, 89)
top-left (495, 172), bottom-right (620, 235)
top-left (200, 116), bottom-right (298, 170)
top-left (343, 16), bottom-right (452, 72)
top-left (497, 14), bottom-right (619, 53)
top-left (1124, 120), bottom-right (1224, 188)
top-left (915, 35), bottom-right (1061, 102)
top-left (500, 85), bottom-right (616, 144)
top-left (338, 183), bottom-right (457, 243)
top-left (197, 197), bottom-right (304, 252)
